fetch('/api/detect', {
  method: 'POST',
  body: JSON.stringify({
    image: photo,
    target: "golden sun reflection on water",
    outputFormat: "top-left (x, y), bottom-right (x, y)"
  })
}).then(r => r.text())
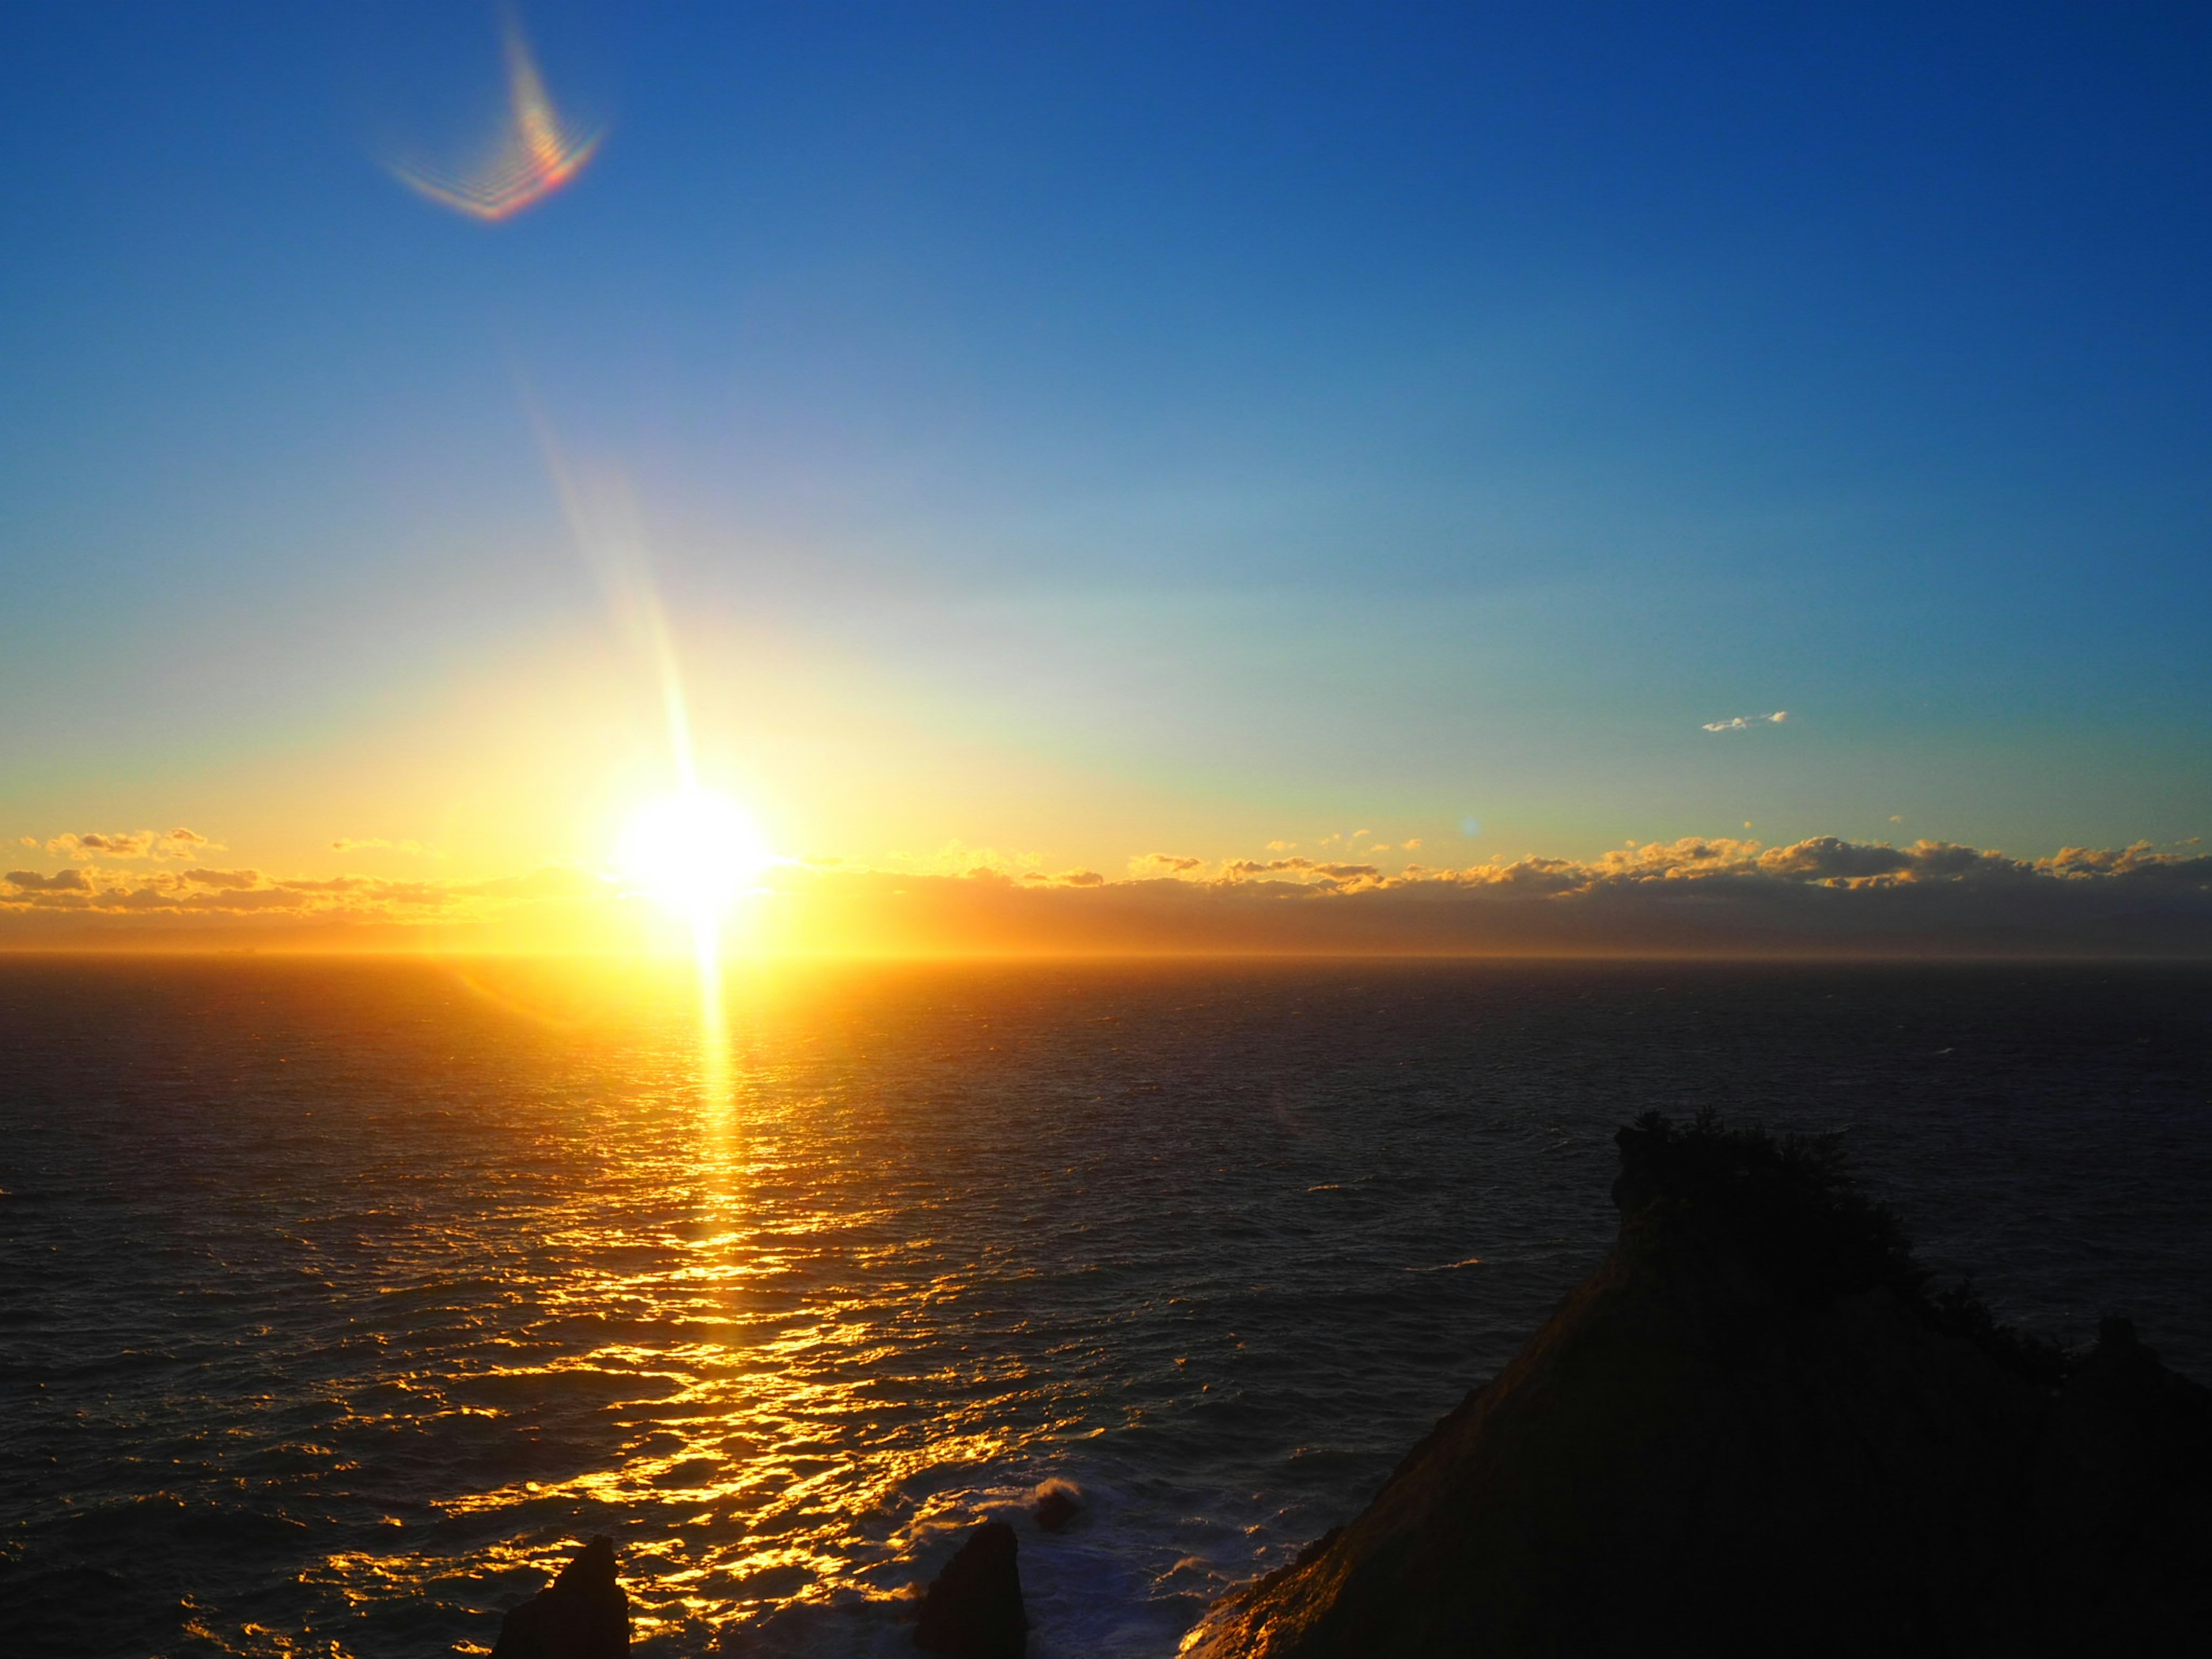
top-left (293, 964), bottom-right (1055, 1650)
top-left (10, 959), bottom-right (2206, 1656)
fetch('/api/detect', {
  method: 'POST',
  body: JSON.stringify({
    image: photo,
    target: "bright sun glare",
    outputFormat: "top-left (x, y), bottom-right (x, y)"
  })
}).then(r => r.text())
top-left (617, 789), bottom-right (774, 926)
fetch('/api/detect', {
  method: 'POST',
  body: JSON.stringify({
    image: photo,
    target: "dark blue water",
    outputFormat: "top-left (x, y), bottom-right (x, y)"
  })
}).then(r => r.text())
top-left (2, 959), bottom-right (2207, 1657)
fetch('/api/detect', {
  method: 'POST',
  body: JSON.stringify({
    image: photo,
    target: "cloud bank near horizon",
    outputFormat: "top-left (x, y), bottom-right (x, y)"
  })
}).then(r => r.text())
top-left (28, 827), bottom-right (216, 861)
top-left (3, 833), bottom-right (2210, 956)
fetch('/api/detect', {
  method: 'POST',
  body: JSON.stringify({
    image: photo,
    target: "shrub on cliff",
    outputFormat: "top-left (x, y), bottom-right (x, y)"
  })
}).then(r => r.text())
top-left (1616, 1108), bottom-right (2065, 1382)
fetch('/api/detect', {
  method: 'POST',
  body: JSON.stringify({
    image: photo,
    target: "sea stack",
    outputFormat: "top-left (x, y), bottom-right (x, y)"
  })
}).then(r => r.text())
top-left (1184, 1112), bottom-right (2212, 1657)
top-left (491, 1535), bottom-right (630, 1658)
top-left (1033, 1480), bottom-right (1082, 1532)
top-left (915, 1520), bottom-right (1026, 1658)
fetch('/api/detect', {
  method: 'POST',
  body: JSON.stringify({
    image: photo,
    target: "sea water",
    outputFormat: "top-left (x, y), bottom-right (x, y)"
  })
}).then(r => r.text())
top-left (3, 959), bottom-right (2207, 1657)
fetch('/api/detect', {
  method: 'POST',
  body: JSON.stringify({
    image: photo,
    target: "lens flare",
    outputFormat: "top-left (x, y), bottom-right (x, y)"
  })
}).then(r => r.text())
top-left (388, 10), bottom-right (601, 221)
top-left (529, 415), bottom-right (745, 1081)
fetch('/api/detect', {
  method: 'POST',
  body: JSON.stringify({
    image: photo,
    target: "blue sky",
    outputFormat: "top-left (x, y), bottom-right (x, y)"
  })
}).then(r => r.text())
top-left (2, 1), bottom-right (2207, 887)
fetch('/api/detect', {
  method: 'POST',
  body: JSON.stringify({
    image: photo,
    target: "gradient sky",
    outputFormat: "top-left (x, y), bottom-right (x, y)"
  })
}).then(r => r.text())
top-left (3, 1), bottom-right (2208, 911)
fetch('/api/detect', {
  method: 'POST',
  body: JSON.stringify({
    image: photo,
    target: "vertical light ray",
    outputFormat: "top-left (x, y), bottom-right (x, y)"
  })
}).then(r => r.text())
top-left (529, 405), bottom-right (734, 1094)
top-left (527, 409), bottom-right (699, 793)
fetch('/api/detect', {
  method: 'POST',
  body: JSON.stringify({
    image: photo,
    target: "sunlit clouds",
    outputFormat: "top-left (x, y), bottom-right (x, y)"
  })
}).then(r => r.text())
top-left (385, 10), bottom-right (601, 222)
top-left (6, 834), bottom-right (2210, 957)
top-left (34, 827), bottom-right (214, 861)
top-left (1703, 711), bottom-right (1789, 733)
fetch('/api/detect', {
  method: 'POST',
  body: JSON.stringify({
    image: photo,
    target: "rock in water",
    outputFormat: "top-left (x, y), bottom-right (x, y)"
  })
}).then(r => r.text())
top-left (491, 1535), bottom-right (630, 1658)
top-left (915, 1521), bottom-right (1025, 1658)
top-left (1032, 1480), bottom-right (1082, 1532)
top-left (1183, 1112), bottom-right (2212, 1658)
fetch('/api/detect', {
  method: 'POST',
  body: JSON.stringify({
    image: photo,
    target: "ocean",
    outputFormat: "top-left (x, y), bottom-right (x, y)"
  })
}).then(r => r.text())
top-left (3, 957), bottom-right (2207, 1657)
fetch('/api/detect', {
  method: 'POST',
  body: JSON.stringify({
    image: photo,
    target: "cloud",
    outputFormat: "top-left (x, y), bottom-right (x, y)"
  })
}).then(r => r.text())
top-left (1130, 853), bottom-right (1205, 875)
top-left (0, 857), bottom-right (613, 940)
top-left (738, 835), bottom-right (2212, 957)
top-left (1703, 711), bottom-right (1788, 733)
top-left (4, 868), bottom-right (92, 892)
top-left (5, 834), bottom-right (2209, 957)
top-left (45, 827), bottom-right (214, 860)
top-left (1752, 837), bottom-right (1912, 881)
top-left (180, 866), bottom-right (264, 890)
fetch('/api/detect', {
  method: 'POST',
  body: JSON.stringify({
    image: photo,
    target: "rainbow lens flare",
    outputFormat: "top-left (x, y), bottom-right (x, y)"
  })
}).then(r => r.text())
top-left (388, 14), bottom-right (601, 222)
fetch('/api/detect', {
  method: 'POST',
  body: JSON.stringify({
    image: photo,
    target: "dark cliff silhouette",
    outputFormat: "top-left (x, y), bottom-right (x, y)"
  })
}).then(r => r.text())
top-left (491, 1535), bottom-right (629, 1658)
top-left (1185, 1112), bottom-right (2212, 1657)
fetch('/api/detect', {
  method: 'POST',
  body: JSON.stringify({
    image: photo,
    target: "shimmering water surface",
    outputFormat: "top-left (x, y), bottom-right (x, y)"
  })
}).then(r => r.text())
top-left (3, 959), bottom-right (2209, 1657)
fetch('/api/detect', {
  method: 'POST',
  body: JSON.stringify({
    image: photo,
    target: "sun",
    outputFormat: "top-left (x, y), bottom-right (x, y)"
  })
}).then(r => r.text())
top-left (616, 789), bottom-right (775, 927)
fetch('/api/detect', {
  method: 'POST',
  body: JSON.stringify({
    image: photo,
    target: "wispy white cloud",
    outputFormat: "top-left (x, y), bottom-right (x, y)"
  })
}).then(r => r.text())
top-left (1703, 711), bottom-right (1789, 733)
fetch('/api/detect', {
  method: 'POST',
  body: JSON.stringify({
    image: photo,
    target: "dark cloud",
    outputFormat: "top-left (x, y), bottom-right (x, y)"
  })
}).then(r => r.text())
top-left (4, 869), bottom-right (92, 892)
top-left (1753, 838), bottom-right (1914, 881)
top-left (758, 836), bottom-right (2212, 957)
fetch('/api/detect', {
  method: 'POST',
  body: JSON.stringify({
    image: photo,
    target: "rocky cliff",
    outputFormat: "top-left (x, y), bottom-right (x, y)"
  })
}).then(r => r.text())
top-left (1183, 1112), bottom-right (2212, 1658)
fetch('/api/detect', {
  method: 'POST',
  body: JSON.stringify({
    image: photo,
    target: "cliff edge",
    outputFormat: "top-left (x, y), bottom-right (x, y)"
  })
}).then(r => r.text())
top-left (1183, 1112), bottom-right (2212, 1658)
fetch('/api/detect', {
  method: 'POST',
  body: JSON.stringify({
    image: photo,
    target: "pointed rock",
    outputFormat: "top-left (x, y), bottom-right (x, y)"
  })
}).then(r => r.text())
top-left (915, 1520), bottom-right (1025, 1658)
top-left (492, 1535), bottom-right (630, 1658)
